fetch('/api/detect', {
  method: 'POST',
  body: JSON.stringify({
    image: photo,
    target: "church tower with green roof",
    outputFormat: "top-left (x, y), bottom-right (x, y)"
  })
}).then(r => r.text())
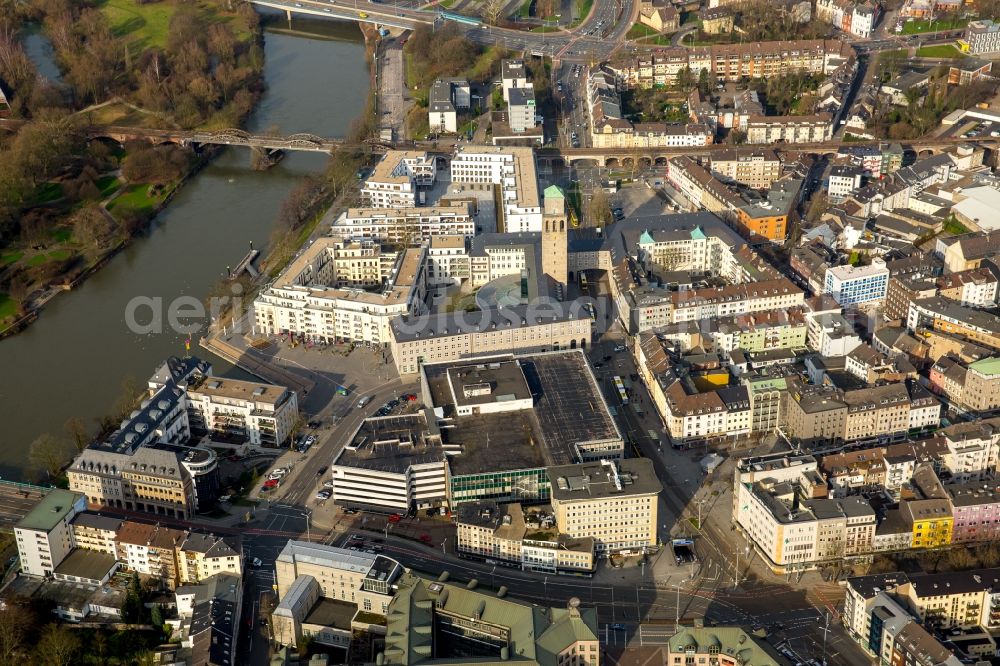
top-left (542, 185), bottom-right (568, 293)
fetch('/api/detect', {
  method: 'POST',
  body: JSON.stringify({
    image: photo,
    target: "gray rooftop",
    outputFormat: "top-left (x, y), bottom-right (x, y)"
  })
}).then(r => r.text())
top-left (548, 458), bottom-right (660, 501)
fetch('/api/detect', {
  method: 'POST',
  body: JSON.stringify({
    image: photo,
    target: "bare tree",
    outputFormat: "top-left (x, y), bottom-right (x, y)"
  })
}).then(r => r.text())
top-left (64, 417), bottom-right (90, 452)
top-left (28, 434), bottom-right (73, 481)
top-left (480, 0), bottom-right (506, 25)
top-left (0, 605), bottom-right (31, 663)
top-left (35, 624), bottom-right (81, 666)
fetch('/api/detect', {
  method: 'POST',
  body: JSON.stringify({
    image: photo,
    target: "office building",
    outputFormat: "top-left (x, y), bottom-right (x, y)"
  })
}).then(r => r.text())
top-left (823, 259), bottom-right (890, 305)
top-left (961, 20), bottom-right (1000, 55)
top-left (380, 573), bottom-right (600, 666)
top-left (450, 146), bottom-right (542, 233)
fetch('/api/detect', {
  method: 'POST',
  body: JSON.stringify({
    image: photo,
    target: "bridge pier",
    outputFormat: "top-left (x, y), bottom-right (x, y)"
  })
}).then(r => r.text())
top-left (250, 147), bottom-right (285, 170)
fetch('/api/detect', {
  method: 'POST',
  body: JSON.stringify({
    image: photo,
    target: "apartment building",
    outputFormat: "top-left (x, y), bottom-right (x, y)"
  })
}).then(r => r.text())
top-left (823, 259), bottom-right (890, 305)
top-left (253, 242), bottom-right (427, 345)
top-left (660, 628), bottom-right (789, 666)
top-left (382, 572), bottom-right (600, 666)
top-left (828, 164), bottom-right (864, 201)
top-left (547, 459), bottom-right (659, 555)
top-left (948, 482), bottom-right (1000, 544)
top-left (14, 490), bottom-right (86, 577)
top-left (708, 309), bottom-right (808, 354)
top-left (936, 267), bottom-right (999, 308)
top-left (501, 58), bottom-right (529, 102)
top-left (182, 373), bottom-right (298, 448)
top-left (177, 532), bottom-right (242, 584)
top-left (902, 498), bottom-right (953, 549)
top-left (745, 114), bottom-right (833, 144)
top-left (816, 0), bottom-right (880, 38)
top-left (273, 541), bottom-right (403, 649)
top-left (930, 356), bottom-right (1000, 412)
top-left (908, 297), bottom-right (1000, 352)
top-left (69, 513), bottom-right (122, 555)
top-left (709, 148), bottom-right (782, 189)
top-left (783, 378), bottom-right (939, 445)
top-left (360, 151), bottom-right (436, 208)
top-left (450, 146), bottom-right (541, 232)
top-left (115, 521), bottom-right (185, 587)
top-left (332, 205), bottom-right (475, 244)
top-left (428, 78), bottom-right (470, 134)
top-left (961, 20), bottom-right (1000, 55)
top-left (455, 502), bottom-right (596, 574)
top-left (884, 274), bottom-right (939, 322)
top-left (389, 302), bottom-right (590, 376)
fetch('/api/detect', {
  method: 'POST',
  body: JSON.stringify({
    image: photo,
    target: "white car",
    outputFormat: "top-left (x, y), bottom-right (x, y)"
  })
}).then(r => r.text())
top-left (323, 480), bottom-right (336, 488)
top-left (252, 557), bottom-right (263, 567)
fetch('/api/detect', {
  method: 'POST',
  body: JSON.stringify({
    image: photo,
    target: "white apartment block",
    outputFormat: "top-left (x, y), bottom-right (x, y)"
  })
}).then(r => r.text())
top-left (745, 115), bottom-right (832, 144)
top-left (254, 240), bottom-right (427, 345)
top-left (451, 146), bottom-right (542, 232)
top-left (828, 165), bottom-right (863, 201)
top-left (389, 303), bottom-right (591, 376)
top-left (184, 375), bottom-right (299, 448)
top-left (824, 260), bottom-right (889, 305)
top-left (426, 235), bottom-right (470, 286)
top-left (331, 205), bottom-right (475, 245)
top-left (15, 490), bottom-right (86, 577)
top-left (361, 151), bottom-right (436, 208)
top-left (962, 20), bottom-right (1000, 55)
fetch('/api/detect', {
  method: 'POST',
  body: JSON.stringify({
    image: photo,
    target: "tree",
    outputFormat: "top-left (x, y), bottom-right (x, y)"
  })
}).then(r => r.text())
top-left (70, 205), bottom-right (113, 250)
top-left (0, 605), bottom-right (31, 662)
top-left (151, 603), bottom-right (164, 629)
top-left (726, 129), bottom-right (747, 145)
top-left (34, 624), bottom-right (80, 666)
top-left (589, 187), bottom-right (612, 227)
top-left (480, 0), bottom-right (506, 25)
top-left (28, 434), bottom-right (72, 481)
top-left (697, 68), bottom-right (711, 97)
top-left (675, 66), bottom-right (695, 91)
top-left (64, 417), bottom-right (90, 452)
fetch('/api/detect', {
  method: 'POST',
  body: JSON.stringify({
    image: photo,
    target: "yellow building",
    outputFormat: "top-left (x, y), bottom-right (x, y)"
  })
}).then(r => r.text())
top-left (903, 499), bottom-right (953, 549)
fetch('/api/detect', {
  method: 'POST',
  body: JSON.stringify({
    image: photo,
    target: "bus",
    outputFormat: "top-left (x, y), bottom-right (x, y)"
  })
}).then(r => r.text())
top-left (439, 10), bottom-right (482, 26)
top-left (579, 273), bottom-right (589, 293)
top-left (613, 376), bottom-right (629, 405)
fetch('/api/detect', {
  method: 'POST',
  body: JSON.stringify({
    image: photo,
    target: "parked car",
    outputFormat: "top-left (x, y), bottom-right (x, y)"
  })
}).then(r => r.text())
top-left (316, 466), bottom-right (328, 476)
top-left (261, 479), bottom-right (279, 492)
top-left (357, 395), bottom-right (372, 408)
top-left (614, 344), bottom-right (627, 352)
top-left (388, 514), bottom-right (402, 523)
top-left (316, 489), bottom-right (333, 501)
top-left (323, 480), bottom-right (336, 488)
top-left (252, 557), bottom-right (263, 567)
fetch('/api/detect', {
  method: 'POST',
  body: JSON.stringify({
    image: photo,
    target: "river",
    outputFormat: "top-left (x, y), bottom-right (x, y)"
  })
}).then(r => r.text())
top-left (0, 16), bottom-right (370, 479)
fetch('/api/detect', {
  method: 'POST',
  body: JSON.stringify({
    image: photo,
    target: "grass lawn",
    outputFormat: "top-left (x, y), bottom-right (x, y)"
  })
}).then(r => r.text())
top-left (639, 34), bottom-right (673, 45)
top-left (109, 183), bottom-right (166, 216)
top-left (530, 25), bottom-right (560, 32)
top-left (36, 182), bottom-right (64, 204)
top-left (943, 219), bottom-right (971, 235)
top-left (518, 0), bottom-right (532, 18)
top-left (97, 0), bottom-right (176, 50)
top-left (439, 0), bottom-right (456, 7)
top-left (48, 249), bottom-right (73, 261)
top-left (916, 44), bottom-right (966, 58)
top-left (1, 250), bottom-right (24, 266)
top-left (0, 294), bottom-right (17, 321)
top-left (627, 22), bottom-right (658, 39)
top-left (572, 0), bottom-right (593, 25)
top-left (901, 17), bottom-right (968, 34)
top-left (50, 228), bottom-right (72, 243)
top-left (96, 175), bottom-right (122, 199)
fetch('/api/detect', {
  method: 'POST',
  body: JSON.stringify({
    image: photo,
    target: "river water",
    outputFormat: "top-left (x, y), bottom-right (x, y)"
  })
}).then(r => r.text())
top-left (0, 16), bottom-right (369, 479)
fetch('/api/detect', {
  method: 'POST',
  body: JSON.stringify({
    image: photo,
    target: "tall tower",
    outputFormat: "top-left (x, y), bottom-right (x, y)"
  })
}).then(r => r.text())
top-left (542, 184), bottom-right (568, 296)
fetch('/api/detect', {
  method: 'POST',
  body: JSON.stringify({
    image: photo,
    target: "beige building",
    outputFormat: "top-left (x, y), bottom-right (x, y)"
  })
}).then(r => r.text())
top-left (253, 241), bottom-right (427, 345)
top-left (70, 513), bottom-right (123, 556)
top-left (745, 114), bottom-right (833, 144)
top-left (177, 532), bottom-right (242, 585)
top-left (709, 148), bottom-right (782, 189)
top-left (455, 502), bottom-right (596, 574)
top-left (273, 541), bottom-right (402, 649)
top-left (542, 185), bottom-right (568, 291)
top-left (548, 459), bottom-right (659, 555)
top-left (389, 302), bottom-right (590, 376)
top-left (662, 627), bottom-right (789, 666)
top-left (450, 146), bottom-right (542, 233)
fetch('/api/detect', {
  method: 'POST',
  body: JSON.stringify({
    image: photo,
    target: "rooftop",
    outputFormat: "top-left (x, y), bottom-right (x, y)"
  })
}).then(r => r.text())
top-left (548, 459), bottom-right (660, 502)
top-left (53, 548), bottom-right (117, 583)
top-left (16, 489), bottom-right (82, 533)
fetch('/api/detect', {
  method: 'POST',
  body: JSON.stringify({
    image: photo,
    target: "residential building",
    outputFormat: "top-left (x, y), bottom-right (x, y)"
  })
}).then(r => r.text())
top-left (174, 572), bottom-right (242, 666)
top-left (360, 151), bottom-right (436, 209)
top-left (15, 490), bottom-right (86, 577)
top-left (948, 58), bottom-right (992, 85)
top-left (930, 356), bottom-right (1000, 412)
top-left (659, 627), bottom-right (789, 666)
top-left (501, 59), bottom-right (529, 102)
top-left (178, 532), bottom-right (242, 585)
top-left (828, 165), bottom-right (863, 201)
top-left (332, 205), bottom-right (475, 244)
top-left (450, 145), bottom-right (542, 233)
top-left (70, 513), bottom-right (122, 556)
top-left (508, 87), bottom-right (536, 133)
top-left (907, 297), bottom-right (1000, 352)
top-left (709, 148), bottom-right (781, 189)
top-left (961, 20), bottom-right (1000, 55)
top-left (381, 572), bottom-right (600, 666)
top-left (936, 267), bottom-right (998, 308)
top-left (182, 372), bottom-right (298, 448)
top-left (823, 259), bottom-right (890, 305)
top-left (744, 114), bottom-right (832, 145)
top-left (949, 482), bottom-right (1000, 544)
top-left (700, 7), bottom-right (734, 34)
top-left (253, 241), bottom-right (427, 345)
top-left (547, 459), bottom-right (660, 555)
top-left (115, 521), bottom-right (184, 588)
top-left (428, 78), bottom-right (470, 134)
top-left (639, 0), bottom-right (679, 32)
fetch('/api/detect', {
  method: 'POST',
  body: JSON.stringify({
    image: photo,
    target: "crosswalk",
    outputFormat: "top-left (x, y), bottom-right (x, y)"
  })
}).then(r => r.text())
top-left (600, 623), bottom-right (686, 647)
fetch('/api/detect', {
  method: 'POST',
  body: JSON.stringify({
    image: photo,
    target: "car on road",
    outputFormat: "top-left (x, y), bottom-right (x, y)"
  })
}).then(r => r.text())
top-left (388, 513), bottom-right (402, 523)
top-left (304, 435), bottom-right (317, 447)
top-left (307, 420), bottom-right (321, 429)
top-left (593, 362), bottom-right (603, 369)
top-left (323, 480), bottom-right (336, 488)
top-left (316, 466), bottom-right (328, 476)
top-left (609, 623), bottom-right (626, 630)
top-left (357, 395), bottom-right (372, 408)
top-left (614, 344), bottom-right (627, 352)
top-left (316, 489), bottom-right (333, 501)
top-left (261, 479), bottom-right (279, 492)
top-left (252, 557), bottom-right (263, 567)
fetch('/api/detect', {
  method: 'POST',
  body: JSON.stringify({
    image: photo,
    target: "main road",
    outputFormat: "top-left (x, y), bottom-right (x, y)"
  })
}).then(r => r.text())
top-left (250, 0), bottom-right (637, 61)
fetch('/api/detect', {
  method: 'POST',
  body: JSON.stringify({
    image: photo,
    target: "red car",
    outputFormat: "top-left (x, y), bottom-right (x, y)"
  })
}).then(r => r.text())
top-left (388, 514), bottom-right (402, 523)
top-left (261, 479), bottom-right (279, 492)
